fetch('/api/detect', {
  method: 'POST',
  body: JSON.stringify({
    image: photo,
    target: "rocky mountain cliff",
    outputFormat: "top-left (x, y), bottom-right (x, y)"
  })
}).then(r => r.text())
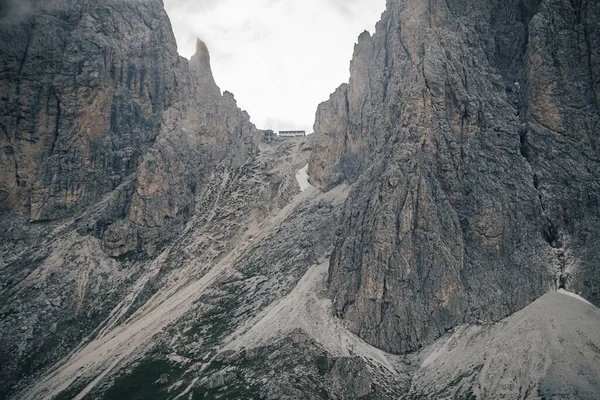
top-left (0, 0), bottom-right (259, 256)
top-left (0, 0), bottom-right (599, 399)
top-left (1, 0), bottom-right (261, 396)
top-left (310, 0), bottom-right (600, 354)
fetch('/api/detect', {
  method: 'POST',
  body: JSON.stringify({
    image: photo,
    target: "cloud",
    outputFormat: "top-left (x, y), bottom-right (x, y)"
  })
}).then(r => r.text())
top-left (163, 0), bottom-right (385, 132)
top-left (0, 0), bottom-right (33, 24)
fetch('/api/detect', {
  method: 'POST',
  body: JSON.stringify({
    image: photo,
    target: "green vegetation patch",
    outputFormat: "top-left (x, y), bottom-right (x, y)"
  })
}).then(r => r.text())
top-left (102, 358), bottom-right (185, 400)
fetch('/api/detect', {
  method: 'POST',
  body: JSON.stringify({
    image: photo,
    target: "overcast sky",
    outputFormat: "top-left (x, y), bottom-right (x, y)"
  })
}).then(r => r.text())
top-left (163, 0), bottom-right (386, 133)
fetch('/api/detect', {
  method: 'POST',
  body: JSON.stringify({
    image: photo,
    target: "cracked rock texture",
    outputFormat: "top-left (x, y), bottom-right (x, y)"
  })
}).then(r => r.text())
top-left (1, 0), bottom-right (600, 399)
top-left (309, 0), bottom-right (600, 354)
top-left (0, 0), bottom-right (259, 255)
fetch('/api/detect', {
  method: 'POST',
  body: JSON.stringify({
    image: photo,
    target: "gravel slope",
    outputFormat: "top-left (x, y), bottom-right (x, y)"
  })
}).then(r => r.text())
top-left (410, 291), bottom-right (600, 399)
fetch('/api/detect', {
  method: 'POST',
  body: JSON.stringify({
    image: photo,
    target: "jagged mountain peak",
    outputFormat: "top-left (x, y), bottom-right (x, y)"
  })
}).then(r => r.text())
top-left (0, 0), bottom-right (599, 399)
top-left (189, 38), bottom-right (214, 77)
top-left (194, 38), bottom-right (210, 60)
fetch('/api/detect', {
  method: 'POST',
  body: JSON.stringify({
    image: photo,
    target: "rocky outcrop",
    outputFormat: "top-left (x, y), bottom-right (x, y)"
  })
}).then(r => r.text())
top-left (1, 0), bottom-right (599, 399)
top-left (100, 39), bottom-right (259, 255)
top-left (309, 0), bottom-right (600, 354)
top-left (0, 0), bottom-right (260, 396)
top-left (0, 1), bottom-right (260, 255)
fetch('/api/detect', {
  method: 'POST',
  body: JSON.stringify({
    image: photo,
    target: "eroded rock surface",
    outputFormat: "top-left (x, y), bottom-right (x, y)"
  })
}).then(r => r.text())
top-left (0, 0), bottom-right (259, 256)
top-left (309, 0), bottom-right (600, 354)
top-left (1, 0), bottom-right (599, 399)
top-left (0, 0), bottom-right (260, 396)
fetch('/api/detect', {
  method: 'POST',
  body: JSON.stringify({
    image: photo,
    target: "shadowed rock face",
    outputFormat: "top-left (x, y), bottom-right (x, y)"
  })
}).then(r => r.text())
top-left (0, 0), bottom-right (259, 255)
top-left (0, 0), bottom-right (176, 219)
top-left (309, 0), bottom-right (600, 354)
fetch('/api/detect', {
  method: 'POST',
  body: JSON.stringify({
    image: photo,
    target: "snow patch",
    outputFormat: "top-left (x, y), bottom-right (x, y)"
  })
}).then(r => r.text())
top-left (558, 289), bottom-right (593, 306)
top-left (296, 164), bottom-right (312, 192)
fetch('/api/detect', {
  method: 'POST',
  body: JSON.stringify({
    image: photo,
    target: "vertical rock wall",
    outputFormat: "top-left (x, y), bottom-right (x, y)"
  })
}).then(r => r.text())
top-left (0, 0), bottom-right (260, 255)
top-left (0, 0), bottom-right (178, 219)
top-left (309, 0), bottom-right (600, 353)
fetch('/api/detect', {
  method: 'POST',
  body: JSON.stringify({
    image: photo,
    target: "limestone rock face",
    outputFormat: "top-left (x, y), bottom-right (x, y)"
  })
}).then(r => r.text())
top-left (0, 2), bottom-right (263, 396)
top-left (0, 0), bottom-right (178, 219)
top-left (309, 0), bottom-right (600, 353)
top-left (1, 0), bottom-right (600, 399)
top-left (0, 0), bottom-right (259, 255)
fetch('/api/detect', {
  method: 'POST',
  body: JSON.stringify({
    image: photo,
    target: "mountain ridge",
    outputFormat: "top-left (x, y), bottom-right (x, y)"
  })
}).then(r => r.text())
top-left (0, 0), bottom-right (599, 399)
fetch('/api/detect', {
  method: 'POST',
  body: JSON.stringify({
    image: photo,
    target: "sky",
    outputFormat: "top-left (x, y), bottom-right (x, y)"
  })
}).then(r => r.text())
top-left (163, 0), bottom-right (386, 133)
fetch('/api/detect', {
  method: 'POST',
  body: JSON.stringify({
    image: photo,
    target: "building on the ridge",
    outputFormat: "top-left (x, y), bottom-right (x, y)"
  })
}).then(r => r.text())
top-left (264, 129), bottom-right (274, 143)
top-left (278, 130), bottom-right (306, 138)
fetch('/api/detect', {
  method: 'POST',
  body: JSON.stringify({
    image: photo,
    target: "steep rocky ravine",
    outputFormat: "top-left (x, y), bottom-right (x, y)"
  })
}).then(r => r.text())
top-left (0, 0), bottom-right (599, 399)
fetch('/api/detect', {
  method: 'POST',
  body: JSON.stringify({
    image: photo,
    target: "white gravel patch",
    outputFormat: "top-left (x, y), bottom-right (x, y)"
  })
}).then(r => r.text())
top-left (296, 164), bottom-right (312, 191)
top-left (557, 288), bottom-right (594, 306)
